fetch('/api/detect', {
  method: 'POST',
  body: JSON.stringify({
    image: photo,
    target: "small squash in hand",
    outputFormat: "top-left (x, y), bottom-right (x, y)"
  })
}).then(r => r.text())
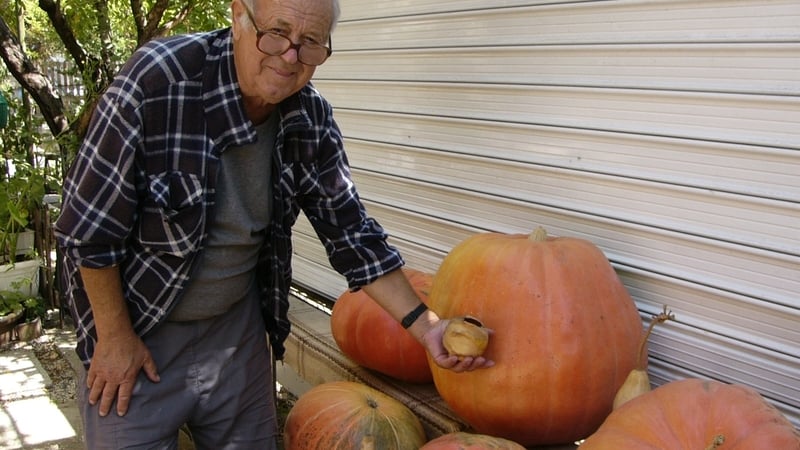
top-left (443, 315), bottom-right (490, 357)
top-left (331, 268), bottom-right (433, 383)
top-left (283, 381), bottom-right (426, 450)
top-left (420, 431), bottom-right (527, 449)
top-left (582, 378), bottom-right (800, 449)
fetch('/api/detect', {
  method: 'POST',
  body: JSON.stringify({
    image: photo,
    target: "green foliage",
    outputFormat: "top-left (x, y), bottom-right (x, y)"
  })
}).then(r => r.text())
top-left (0, 290), bottom-right (24, 316)
top-left (3, 0), bottom-right (233, 112)
top-left (169, 0), bottom-right (232, 34)
top-left (0, 290), bottom-right (44, 322)
top-left (22, 294), bottom-right (45, 322)
top-left (0, 88), bottom-right (42, 151)
top-left (1, 0), bottom-right (234, 229)
top-left (1, 1), bottom-right (59, 61)
top-left (0, 156), bottom-right (45, 262)
top-left (0, 90), bottom-right (48, 262)
top-left (0, 268), bottom-right (43, 323)
top-left (0, 157), bottom-right (45, 225)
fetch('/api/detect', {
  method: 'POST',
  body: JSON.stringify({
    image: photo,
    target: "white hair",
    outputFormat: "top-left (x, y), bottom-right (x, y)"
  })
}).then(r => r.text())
top-left (238, 0), bottom-right (341, 33)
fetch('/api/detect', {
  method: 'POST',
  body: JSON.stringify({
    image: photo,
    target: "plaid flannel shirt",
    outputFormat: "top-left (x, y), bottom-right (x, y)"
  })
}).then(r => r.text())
top-left (54, 28), bottom-right (403, 368)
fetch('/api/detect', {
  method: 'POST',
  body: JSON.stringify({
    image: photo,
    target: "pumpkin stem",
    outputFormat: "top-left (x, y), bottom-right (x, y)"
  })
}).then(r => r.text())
top-left (529, 226), bottom-right (548, 242)
top-left (635, 305), bottom-right (674, 370)
top-left (704, 434), bottom-right (725, 450)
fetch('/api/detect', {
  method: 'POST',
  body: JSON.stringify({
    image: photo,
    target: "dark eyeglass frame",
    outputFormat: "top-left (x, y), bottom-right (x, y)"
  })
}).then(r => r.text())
top-left (241, 2), bottom-right (332, 66)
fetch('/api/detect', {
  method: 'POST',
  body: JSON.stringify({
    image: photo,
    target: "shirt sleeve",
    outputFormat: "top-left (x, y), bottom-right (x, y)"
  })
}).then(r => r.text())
top-left (54, 76), bottom-right (143, 269)
top-left (298, 110), bottom-right (404, 289)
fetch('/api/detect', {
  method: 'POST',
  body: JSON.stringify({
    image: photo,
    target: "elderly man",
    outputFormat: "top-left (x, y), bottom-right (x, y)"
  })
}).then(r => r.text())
top-left (55, 0), bottom-right (492, 448)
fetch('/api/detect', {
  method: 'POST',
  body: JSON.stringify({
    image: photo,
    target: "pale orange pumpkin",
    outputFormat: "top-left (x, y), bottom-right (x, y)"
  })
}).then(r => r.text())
top-left (331, 268), bottom-right (434, 383)
top-left (581, 378), bottom-right (800, 449)
top-left (420, 431), bottom-right (527, 449)
top-left (283, 381), bottom-right (426, 450)
top-left (428, 227), bottom-right (642, 446)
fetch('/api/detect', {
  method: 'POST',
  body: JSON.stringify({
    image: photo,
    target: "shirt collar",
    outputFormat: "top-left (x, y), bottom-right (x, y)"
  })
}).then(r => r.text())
top-left (202, 29), bottom-right (255, 152)
top-left (203, 29), bottom-right (314, 152)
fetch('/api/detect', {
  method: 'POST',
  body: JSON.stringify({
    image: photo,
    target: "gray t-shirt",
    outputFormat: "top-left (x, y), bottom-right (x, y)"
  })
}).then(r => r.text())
top-left (168, 115), bottom-right (277, 321)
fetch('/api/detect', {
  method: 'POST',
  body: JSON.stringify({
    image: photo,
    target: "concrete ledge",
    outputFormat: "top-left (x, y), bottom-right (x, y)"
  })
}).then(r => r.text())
top-left (279, 294), bottom-right (469, 439)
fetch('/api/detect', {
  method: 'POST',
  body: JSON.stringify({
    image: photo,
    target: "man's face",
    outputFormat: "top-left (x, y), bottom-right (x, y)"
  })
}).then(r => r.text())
top-left (232, 0), bottom-right (332, 110)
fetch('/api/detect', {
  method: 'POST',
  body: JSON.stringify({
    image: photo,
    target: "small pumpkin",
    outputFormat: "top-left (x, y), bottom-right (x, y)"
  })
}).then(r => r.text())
top-left (283, 381), bottom-right (426, 450)
top-left (428, 227), bottom-right (642, 446)
top-left (581, 378), bottom-right (800, 449)
top-left (420, 431), bottom-right (527, 449)
top-left (331, 268), bottom-right (434, 383)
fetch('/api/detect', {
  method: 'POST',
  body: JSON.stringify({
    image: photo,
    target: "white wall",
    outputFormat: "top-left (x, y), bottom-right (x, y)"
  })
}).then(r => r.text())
top-left (291, 0), bottom-right (800, 426)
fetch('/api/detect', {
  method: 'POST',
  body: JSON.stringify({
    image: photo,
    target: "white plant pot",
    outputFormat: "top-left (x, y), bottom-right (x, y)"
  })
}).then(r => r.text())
top-left (14, 230), bottom-right (36, 256)
top-left (1, 229), bottom-right (36, 264)
top-left (0, 259), bottom-right (40, 295)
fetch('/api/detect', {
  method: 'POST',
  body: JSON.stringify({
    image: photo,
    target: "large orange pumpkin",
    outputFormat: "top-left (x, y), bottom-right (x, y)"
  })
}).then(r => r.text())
top-left (428, 227), bottom-right (642, 446)
top-left (581, 378), bottom-right (800, 449)
top-left (420, 432), bottom-right (527, 449)
top-left (331, 268), bottom-right (434, 383)
top-left (283, 381), bottom-right (426, 450)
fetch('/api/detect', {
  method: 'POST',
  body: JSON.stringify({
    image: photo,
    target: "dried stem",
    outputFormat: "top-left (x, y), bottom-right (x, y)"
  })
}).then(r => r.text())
top-left (704, 434), bottom-right (725, 450)
top-left (529, 226), bottom-right (548, 242)
top-left (635, 305), bottom-right (675, 370)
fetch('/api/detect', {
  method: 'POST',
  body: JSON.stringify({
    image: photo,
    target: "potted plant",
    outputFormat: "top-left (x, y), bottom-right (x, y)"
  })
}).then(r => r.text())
top-left (0, 155), bottom-right (45, 303)
top-left (0, 289), bottom-right (46, 342)
top-left (0, 289), bottom-right (25, 343)
top-left (0, 90), bottom-right (48, 297)
top-left (0, 155), bottom-right (45, 264)
top-left (15, 293), bottom-right (45, 341)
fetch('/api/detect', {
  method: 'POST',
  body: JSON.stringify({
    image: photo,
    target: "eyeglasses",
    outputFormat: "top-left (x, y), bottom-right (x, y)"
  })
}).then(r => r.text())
top-left (241, 2), bottom-right (332, 66)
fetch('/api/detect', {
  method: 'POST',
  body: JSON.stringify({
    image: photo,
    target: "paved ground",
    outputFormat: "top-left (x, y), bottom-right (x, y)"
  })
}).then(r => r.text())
top-left (0, 326), bottom-right (292, 450)
top-left (0, 327), bottom-right (84, 450)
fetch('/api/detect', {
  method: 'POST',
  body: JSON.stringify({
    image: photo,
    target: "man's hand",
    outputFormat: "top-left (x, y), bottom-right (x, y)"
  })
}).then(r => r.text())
top-left (415, 314), bottom-right (495, 372)
top-left (78, 265), bottom-right (160, 417)
top-left (361, 269), bottom-right (495, 372)
top-left (87, 330), bottom-right (160, 417)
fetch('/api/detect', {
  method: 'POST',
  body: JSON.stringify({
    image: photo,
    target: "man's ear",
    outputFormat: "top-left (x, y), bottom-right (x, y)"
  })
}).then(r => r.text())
top-left (231, 1), bottom-right (248, 40)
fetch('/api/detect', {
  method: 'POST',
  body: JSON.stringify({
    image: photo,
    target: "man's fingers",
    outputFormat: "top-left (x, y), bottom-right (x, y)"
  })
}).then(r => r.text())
top-left (141, 356), bottom-right (160, 383)
top-left (453, 356), bottom-right (476, 372)
top-left (87, 378), bottom-right (103, 405)
top-left (86, 371), bottom-right (96, 389)
top-left (98, 383), bottom-right (119, 417)
top-left (467, 356), bottom-right (495, 370)
top-left (433, 353), bottom-right (495, 372)
top-left (115, 382), bottom-right (134, 417)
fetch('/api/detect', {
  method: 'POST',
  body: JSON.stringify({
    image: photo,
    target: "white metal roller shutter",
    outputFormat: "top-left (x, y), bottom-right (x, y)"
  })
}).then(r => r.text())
top-left (290, 0), bottom-right (800, 426)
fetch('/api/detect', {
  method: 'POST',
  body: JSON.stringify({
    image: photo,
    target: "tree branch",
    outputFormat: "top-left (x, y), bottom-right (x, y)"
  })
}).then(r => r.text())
top-left (155, 0), bottom-right (197, 37)
top-left (142, 0), bottom-right (170, 44)
top-left (0, 16), bottom-right (68, 138)
top-left (93, 0), bottom-right (116, 81)
top-left (130, 0), bottom-right (146, 44)
top-left (37, 0), bottom-right (107, 89)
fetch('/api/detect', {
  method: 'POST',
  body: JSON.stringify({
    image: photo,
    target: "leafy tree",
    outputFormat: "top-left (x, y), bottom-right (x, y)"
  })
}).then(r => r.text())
top-left (0, 0), bottom-right (232, 160)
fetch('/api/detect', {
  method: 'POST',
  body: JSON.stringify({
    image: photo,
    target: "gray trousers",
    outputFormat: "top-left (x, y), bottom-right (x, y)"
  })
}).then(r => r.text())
top-left (78, 295), bottom-right (278, 449)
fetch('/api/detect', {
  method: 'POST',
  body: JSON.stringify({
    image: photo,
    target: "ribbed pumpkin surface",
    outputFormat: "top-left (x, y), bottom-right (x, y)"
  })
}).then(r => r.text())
top-left (581, 379), bottom-right (800, 449)
top-left (283, 381), bottom-right (426, 450)
top-left (420, 431), bottom-right (527, 449)
top-left (331, 268), bottom-right (434, 383)
top-left (428, 228), bottom-right (642, 446)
